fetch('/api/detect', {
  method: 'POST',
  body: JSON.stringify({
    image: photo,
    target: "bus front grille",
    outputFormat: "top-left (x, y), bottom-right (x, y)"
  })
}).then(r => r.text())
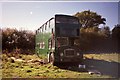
top-left (64, 49), bottom-right (75, 56)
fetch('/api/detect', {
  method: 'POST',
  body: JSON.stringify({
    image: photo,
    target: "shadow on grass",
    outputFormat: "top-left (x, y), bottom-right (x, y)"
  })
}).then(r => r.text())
top-left (57, 58), bottom-right (120, 78)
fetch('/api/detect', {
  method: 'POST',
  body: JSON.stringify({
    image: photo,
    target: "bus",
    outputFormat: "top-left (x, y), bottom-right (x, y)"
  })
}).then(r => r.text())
top-left (36, 14), bottom-right (83, 65)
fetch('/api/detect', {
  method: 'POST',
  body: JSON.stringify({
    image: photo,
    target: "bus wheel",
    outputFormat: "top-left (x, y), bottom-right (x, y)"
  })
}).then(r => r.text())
top-left (49, 52), bottom-right (55, 65)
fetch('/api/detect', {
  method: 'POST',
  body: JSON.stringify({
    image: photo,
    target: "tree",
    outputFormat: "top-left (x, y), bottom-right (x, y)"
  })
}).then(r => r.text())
top-left (112, 24), bottom-right (120, 39)
top-left (112, 24), bottom-right (120, 52)
top-left (74, 10), bottom-right (106, 28)
top-left (101, 26), bottom-right (111, 38)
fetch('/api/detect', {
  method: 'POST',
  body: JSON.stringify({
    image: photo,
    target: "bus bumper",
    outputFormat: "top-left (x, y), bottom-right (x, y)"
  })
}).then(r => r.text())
top-left (58, 56), bottom-right (83, 63)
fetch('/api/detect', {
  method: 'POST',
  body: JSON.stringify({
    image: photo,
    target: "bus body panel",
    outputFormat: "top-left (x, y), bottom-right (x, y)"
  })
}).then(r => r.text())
top-left (36, 18), bottom-right (55, 57)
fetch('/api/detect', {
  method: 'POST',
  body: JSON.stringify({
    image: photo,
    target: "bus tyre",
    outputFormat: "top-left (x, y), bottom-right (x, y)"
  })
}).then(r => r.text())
top-left (49, 52), bottom-right (55, 65)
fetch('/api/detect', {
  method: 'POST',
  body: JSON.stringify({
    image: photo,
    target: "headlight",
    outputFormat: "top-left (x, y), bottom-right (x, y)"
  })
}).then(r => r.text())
top-left (77, 52), bottom-right (80, 56)
top-left (60, 53), bottom-right (63, 56)
top-left (60, 59), bottom-right (63, 61)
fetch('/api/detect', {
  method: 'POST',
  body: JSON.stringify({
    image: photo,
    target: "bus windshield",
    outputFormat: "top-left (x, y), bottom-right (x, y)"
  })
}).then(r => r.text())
top-left (56, 17), bottom-right (79, 24)
top-left (55, 16), bottom-right (80, 37)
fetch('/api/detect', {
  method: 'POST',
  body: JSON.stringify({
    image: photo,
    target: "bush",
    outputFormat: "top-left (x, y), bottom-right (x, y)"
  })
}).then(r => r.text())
top-left (2, 28), bottom-right (35, 54)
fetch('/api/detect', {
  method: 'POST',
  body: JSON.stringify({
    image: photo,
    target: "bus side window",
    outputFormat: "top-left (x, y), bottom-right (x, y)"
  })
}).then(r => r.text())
top-left (49, 21), bottom-right (50, 28)
top-left (42, 27), bottom-right (43, 32)
top-left (45, 23), bottom-right (47, 30)
top-left (50, 18), bottom-right (54, 28)
top-left (38, 29), bottom-right (40, 33)
top-left (36, 30), bottom-right (37, 34)
top-left (48, 38), bottom-right (52, 50)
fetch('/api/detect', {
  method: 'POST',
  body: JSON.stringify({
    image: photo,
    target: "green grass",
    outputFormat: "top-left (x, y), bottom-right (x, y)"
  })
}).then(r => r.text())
top-left (2, 53), bottom-right (119, 78)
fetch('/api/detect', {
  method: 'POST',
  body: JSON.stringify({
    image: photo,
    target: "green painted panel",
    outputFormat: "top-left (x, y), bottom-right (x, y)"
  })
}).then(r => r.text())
top-left (35, 32), bottom-right (51, 57)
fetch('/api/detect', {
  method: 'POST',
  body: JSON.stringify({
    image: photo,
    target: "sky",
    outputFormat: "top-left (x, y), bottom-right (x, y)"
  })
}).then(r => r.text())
top-left (1, 1), bottom-right (119, 31)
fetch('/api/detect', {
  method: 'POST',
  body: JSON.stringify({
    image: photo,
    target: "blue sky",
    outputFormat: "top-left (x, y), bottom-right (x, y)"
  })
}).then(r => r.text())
top-left (1, 2), bottom-right (119, 31)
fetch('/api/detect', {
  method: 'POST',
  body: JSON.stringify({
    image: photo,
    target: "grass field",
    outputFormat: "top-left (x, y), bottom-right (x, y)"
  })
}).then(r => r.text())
top-left (1, 53), bottom-right (120, 78)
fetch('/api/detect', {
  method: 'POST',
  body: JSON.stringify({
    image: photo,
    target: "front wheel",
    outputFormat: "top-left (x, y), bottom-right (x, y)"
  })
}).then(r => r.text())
top-left (48, 52), bottom-right (54, 64)
top-left (48, 52), bottom-right (58, 66)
